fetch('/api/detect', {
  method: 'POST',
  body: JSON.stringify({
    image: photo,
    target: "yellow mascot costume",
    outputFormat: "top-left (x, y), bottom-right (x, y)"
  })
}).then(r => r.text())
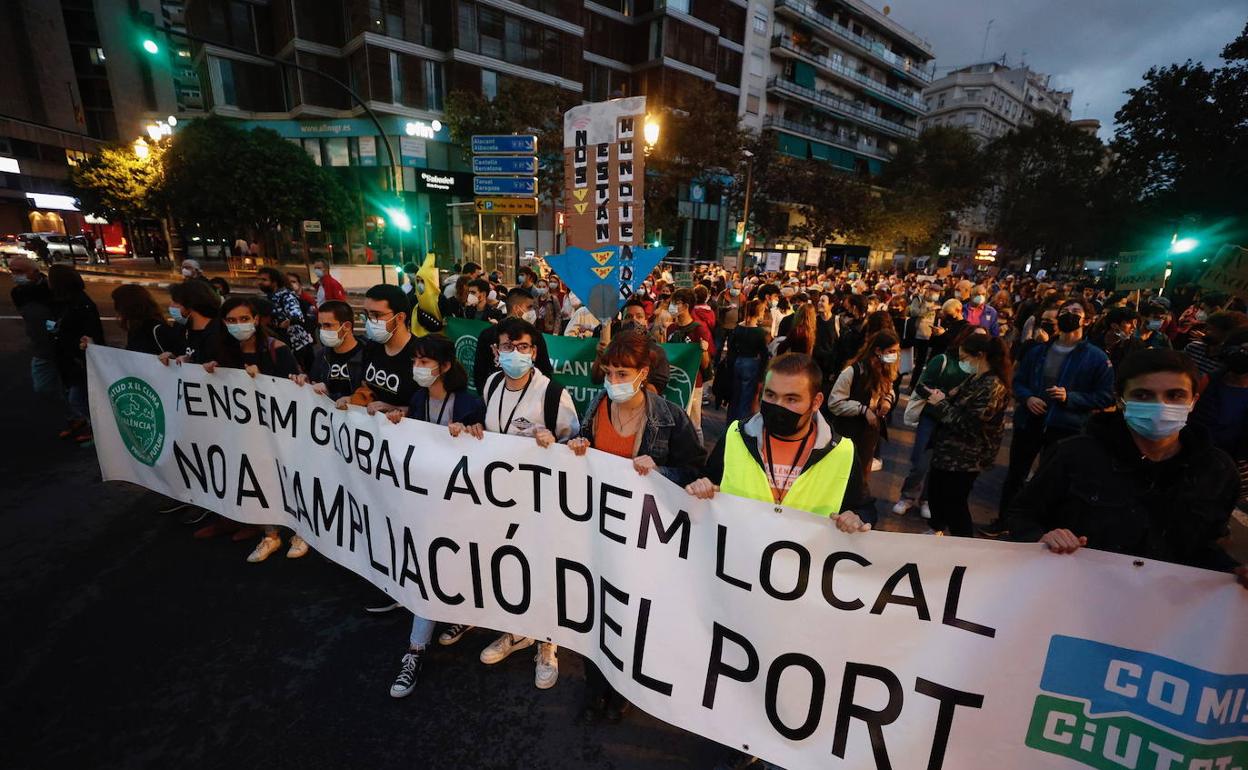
top-left (408, 253), bottom-right (444, 337)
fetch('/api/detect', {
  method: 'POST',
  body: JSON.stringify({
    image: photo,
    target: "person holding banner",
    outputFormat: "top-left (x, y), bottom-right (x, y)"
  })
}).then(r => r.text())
top-left (475, 317), bottom-right (579, 689)
top-left (294, 300), bottom-right (365, 402)
top-left (568, 329), bottom-right (707, 723)
top-left (472, 288), bottom-right (553, 392)
top-left (385, 335), bottom-right (486, 698)
top-left (685, 352), bottom-right (874, 530)
top-left (356, 284), bottom-right (419, 417)
top-left (1008, 349), bottom-right (1247, 588)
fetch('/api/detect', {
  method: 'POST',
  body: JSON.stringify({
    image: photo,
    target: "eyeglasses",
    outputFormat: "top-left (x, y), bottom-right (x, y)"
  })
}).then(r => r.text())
top-left (365, 310), bottom-right (394, 321)
top-left (497, 342), bottom-right (534, 354)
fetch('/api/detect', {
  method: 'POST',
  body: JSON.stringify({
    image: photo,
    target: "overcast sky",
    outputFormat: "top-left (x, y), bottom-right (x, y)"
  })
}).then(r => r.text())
top-left (878, 0), bottom-right (1245, 139)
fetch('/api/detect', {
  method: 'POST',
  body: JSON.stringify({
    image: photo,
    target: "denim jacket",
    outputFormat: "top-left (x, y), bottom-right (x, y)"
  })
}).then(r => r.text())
top-left (578, 389), bottom-right (707, 486)
top-left (1012, 339), bottom-right (1115, 433)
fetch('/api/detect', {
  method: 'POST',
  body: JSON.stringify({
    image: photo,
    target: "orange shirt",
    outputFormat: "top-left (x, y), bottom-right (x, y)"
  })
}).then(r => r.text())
top-left (762, 429), bottom-right (815, 503)
top-left (593, 399), bottom-right (637, 458)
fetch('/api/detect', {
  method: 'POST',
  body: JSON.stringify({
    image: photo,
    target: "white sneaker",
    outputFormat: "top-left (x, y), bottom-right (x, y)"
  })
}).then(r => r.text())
top-left (480, 633), bottom-right (533, 665)
top-left (286, 535), bottom-right (309, 559)
top-left (870, 457), bottom-right (884, 472)
top-left (920, 502), bottom-right (932, 520)
top-left (247, 534), bottom-right (282, 563)
top-left (534, 642), bottom-right (559, 689)
top-left (891, 500), bottom-right (912, 516)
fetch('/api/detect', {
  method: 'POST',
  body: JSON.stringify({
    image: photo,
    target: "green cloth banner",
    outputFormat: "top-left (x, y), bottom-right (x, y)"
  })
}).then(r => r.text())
top-left (447, 317), bottom-right (702, 415)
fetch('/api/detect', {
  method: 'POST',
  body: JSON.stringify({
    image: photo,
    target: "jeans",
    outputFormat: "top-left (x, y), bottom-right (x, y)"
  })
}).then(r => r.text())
top-left (927, 468), bottom-right (979, 536)
top-left (409, 614), bottom-right (436, 650)
top-left (899, 413), bottom-right (938, 502)
top-left (728, 357), bottom-right (762, 424)
top-left (66, 382), bottom-right (90, 423)
top-left (997, 423), bottom-right (1077, 521)
top-left (31, 357), bottom-right (61, 399)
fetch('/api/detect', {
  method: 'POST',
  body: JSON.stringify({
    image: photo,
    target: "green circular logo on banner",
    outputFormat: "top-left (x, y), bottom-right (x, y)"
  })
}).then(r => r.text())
top-left (455, 333), bottom-right (479, 387)
top-left (107, 377), bottom-right (165, 466)
top-left (665, 366), bottom-right (693, 408)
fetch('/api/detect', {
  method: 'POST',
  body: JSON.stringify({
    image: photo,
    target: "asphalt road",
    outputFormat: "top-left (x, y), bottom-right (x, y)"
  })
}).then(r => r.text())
top-left (1, 271), bottom-right (1244, 769)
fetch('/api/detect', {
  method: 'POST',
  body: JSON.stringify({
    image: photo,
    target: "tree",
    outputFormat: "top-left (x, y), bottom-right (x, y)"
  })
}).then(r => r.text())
top-left (70, 144), bottom-right (161, 222)
top-left (156, 117), bottom-right (356, 251)
top-left (1110, 21), bottom-right (1248, 246)
top-left (985, 112), bottom-right (1107, 265)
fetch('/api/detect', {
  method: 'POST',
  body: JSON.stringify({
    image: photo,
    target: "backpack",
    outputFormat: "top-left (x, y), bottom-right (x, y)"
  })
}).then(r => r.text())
top-left (485, 372), bottom-right (566, 433)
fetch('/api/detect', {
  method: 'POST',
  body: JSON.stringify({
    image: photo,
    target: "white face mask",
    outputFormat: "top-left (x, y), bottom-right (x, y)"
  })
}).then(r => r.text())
top-left (668, 303), bottom-right (679, 316)
top-left (605, 373), bottom-right (644, 404)
top-left (313, 268), bottom-right (325, 279)
top-left (879, 352), bottom-right (899, 364)
top-left (181, 268), bottom-right (194, 278)
top-left (412, 365), bottom-right (439, 388)
top-left (467, 293), bottom-right (479, 305)
top-left (227, 322), bottom-right (256, 341)
top-left (522, 309), bottom-right (537, 324)
top-left (319, 326), bottom-right (343, 348)
top-left (366, 317), bottom-right (394, 343)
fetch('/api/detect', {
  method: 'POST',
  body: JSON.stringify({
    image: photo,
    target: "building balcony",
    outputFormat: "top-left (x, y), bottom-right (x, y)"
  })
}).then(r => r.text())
top-left (770, 35), bottom-right (926, 115)
top-left (773, 0), bottom-right (935, 86)
top-left (762, 115), bottom-right (891, 161)
top-left (766, 76), bottom-right (917, 139)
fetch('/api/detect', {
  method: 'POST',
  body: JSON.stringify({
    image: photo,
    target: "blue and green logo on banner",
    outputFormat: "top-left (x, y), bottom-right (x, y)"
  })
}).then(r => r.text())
top-left (1026, 636), bottom-right (1248, 769)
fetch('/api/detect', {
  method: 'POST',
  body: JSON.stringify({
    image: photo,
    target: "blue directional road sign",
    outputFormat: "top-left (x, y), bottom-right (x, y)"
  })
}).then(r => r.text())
top-left (473, 176), bottom-right (538, 196)
top-left (472, 155), bottom-right (539, 175)
top-left (471, 135), bottom-right (537, 154)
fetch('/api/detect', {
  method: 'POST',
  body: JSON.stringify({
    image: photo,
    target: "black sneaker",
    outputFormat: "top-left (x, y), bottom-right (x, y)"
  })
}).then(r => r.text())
top-left (180, 507), bottom-right (209, 525)
top-left (438, 623), bottom-right (473, 646)
top-left (978, 520), bottom-right (1010, 538)
top-left (389, 649), bottom-right (423, 698)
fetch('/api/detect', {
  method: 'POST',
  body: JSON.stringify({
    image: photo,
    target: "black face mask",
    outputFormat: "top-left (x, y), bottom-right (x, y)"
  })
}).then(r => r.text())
top-left (760, 399), bottom-right (807, 437)
top-left (1057, 313), bottom-right (1082, 333)
top-left (1039, 319), bottom-right (1058, 335)
top-left (1225, 347), bottom-right (1248, 374)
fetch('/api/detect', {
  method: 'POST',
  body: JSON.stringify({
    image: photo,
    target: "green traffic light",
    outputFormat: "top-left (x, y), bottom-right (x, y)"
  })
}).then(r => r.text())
top-left (386, 208), bottom-right (412, 231)
top-left (142, 38), bottom-right (159, 54)
top-left (1171, 237), bottom-right (1199, 254)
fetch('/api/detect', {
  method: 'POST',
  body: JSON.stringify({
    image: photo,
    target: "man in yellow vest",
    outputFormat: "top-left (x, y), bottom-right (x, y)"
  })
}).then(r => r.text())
top-left (686, 352), bottom-right (874, 532)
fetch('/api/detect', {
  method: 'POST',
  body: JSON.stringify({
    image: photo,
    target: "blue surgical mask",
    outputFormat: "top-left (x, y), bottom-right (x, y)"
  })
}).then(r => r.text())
top-left (366, 317), bottom-right (394, 344)
top-left (13, 274), bottom-right (30, 285)
top-left (169, 306), bottom-right (188, 325)
top-left (226, 322), bottom-right (256, 341)
top-left (959, 358), bottom-right (978, 374)
top-left (1122, 401), bottom-right (1191, 440)
top-left (499, 349), bottom-right (533, 379)
top-left (605, 374), bottom-right (643, 404)
top-left (1146, 319), bottom-right (1164, 332)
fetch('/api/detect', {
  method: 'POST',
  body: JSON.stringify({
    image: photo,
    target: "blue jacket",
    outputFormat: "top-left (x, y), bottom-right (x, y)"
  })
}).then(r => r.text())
top-left (1012, 339), bottom-right (1115, 433)
top-left (970, 303), bottom-right (1001, 336)
top-left (406, 387), bottom-right (485, 426)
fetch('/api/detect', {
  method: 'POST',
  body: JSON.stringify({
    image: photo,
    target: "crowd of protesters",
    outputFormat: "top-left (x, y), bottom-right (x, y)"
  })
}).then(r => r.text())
top-left (10, 253), bottom-right (1248, 760)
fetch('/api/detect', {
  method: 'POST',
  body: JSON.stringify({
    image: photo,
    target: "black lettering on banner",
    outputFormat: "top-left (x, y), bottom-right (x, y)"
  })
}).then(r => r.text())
top-left (597, 142), bottom-right (609, 159)
top-left (702, 622), bottom-right (760, 709)
top-left (287, 471), bottom-right (312, 529)
top-left (822, 551), bottom-right (871, 610)
top-left (277, 461), bottom-right (295, 517)
top-left (556, 558), bottom-right (594, 633)
top-left (618, 117), bottom-right (634, 137)
top-left (620, 223), bottom-right (633, 241)
top-left (574, 165), bottom-right (587, 187)
top-left (760, 541), bottom-right (810, 601)
top-left (401, 445), bottom-right (429, 495)
top-left (354, 428), bottom-right (375, 475)
top-left (599, 578), bottom-right (629, 671)
top-left (180, 381), bottom-right (206, 416)
top-left (311, 407), bottom-right (330, 445)
top-left (619, 182), bottom-right (633, 202)
top-left (313, 478), bottom-right (345, 545)
top-left (174, 441), bottom-right (206, 492)
top-left (765, 653), bottom-right (826, 740)
top-left (269, 395), bottom-right (296, 435)
top-left (207, 444), bottom-right (227, 498)
top-left (599, 483), bottom-right (632, 544)
top-left (870, 563), bottom-right (931, 621)
top-left (632, 597), bottom-right (673, 696)
top-left (715, 525), bottom-right (752, 591)
top-left (484, 461), bottom-right (516, 508)
top-left (559, 470), bottom-right (592, 522)
top-left (596, 161), bottom-right (609, 182)
top-left (364, 504), bottom-right (390, 577)
top-left (490, 544), bottom-right (531, 614)
top-left (348, 493), bottom-right (365, 552)
top-left (235, 453), bottom-right (267, 508)
top-left (637, 494), bottom-right (691, 559)
top-left (517, 464), bottom-right (550, 513)
top-left (915, 678), bottom-right (984, 770)
top-left (942, 566), bottom-right (996, 639)
top-left (596, 224), bottom-right (610, 242)
top-left (428, 537), bottom-right (464, 604)
top-left (207, 383), bottom-right (229, 417)
top-left (444, 456), bottom-right (481, 504)
top-left (335, 421), bottom-right (352, 462)
top-left (231, 387), bottom-right (251, 422)
top-left (375, 441), bottom-right (398, 487)
top-left (468, 541), bottom-right (485, 608)
top-left (386, 515), bottom-right (398, 580)
top-left (399, 526), bottom-right (429, 598)
top-left (832, 663), bottom-right (903, 769)
top-left (254, 390), bottom-right (269, 429)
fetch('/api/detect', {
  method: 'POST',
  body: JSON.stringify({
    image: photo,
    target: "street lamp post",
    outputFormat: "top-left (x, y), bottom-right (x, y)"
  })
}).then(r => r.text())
top-left (139, 16), bottom-right (405, 276)
top-left (737, 149), bottom-right (754, 265)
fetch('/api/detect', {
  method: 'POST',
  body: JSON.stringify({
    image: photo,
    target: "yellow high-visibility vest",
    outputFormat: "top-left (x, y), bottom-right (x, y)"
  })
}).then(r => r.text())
top-left (719, 420), bottom-right (855, 516)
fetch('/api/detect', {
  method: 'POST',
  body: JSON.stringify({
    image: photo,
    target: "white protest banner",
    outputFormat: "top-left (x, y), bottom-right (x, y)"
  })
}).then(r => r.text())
top-left (1114, 251), bottom-right (1166, 293)
top-left (89, 346), bottom-right (1248, 770)
top-left (1201, 245), bottom-right (1248, 296)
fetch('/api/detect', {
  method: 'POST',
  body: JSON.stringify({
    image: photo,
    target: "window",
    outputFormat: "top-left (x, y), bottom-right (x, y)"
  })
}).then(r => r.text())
top-left (667, 0), bottom-right (690, 12)
top-left (89, 47), bottom-right (106, 65)
top-left (479, 8), bottom-right (504, 59)
top-left (749, 52), bottom-right (764, 77)
top-left (745, 93), bottom-right (760, 114)
top-left (425, 61), bottom-right (443, 110)
top-left (752, 12), bottom-right (768, 35)
top-left (482, 69), bottom-right (498, 101)
top-left (390, 51), bottom-right (404, 104)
